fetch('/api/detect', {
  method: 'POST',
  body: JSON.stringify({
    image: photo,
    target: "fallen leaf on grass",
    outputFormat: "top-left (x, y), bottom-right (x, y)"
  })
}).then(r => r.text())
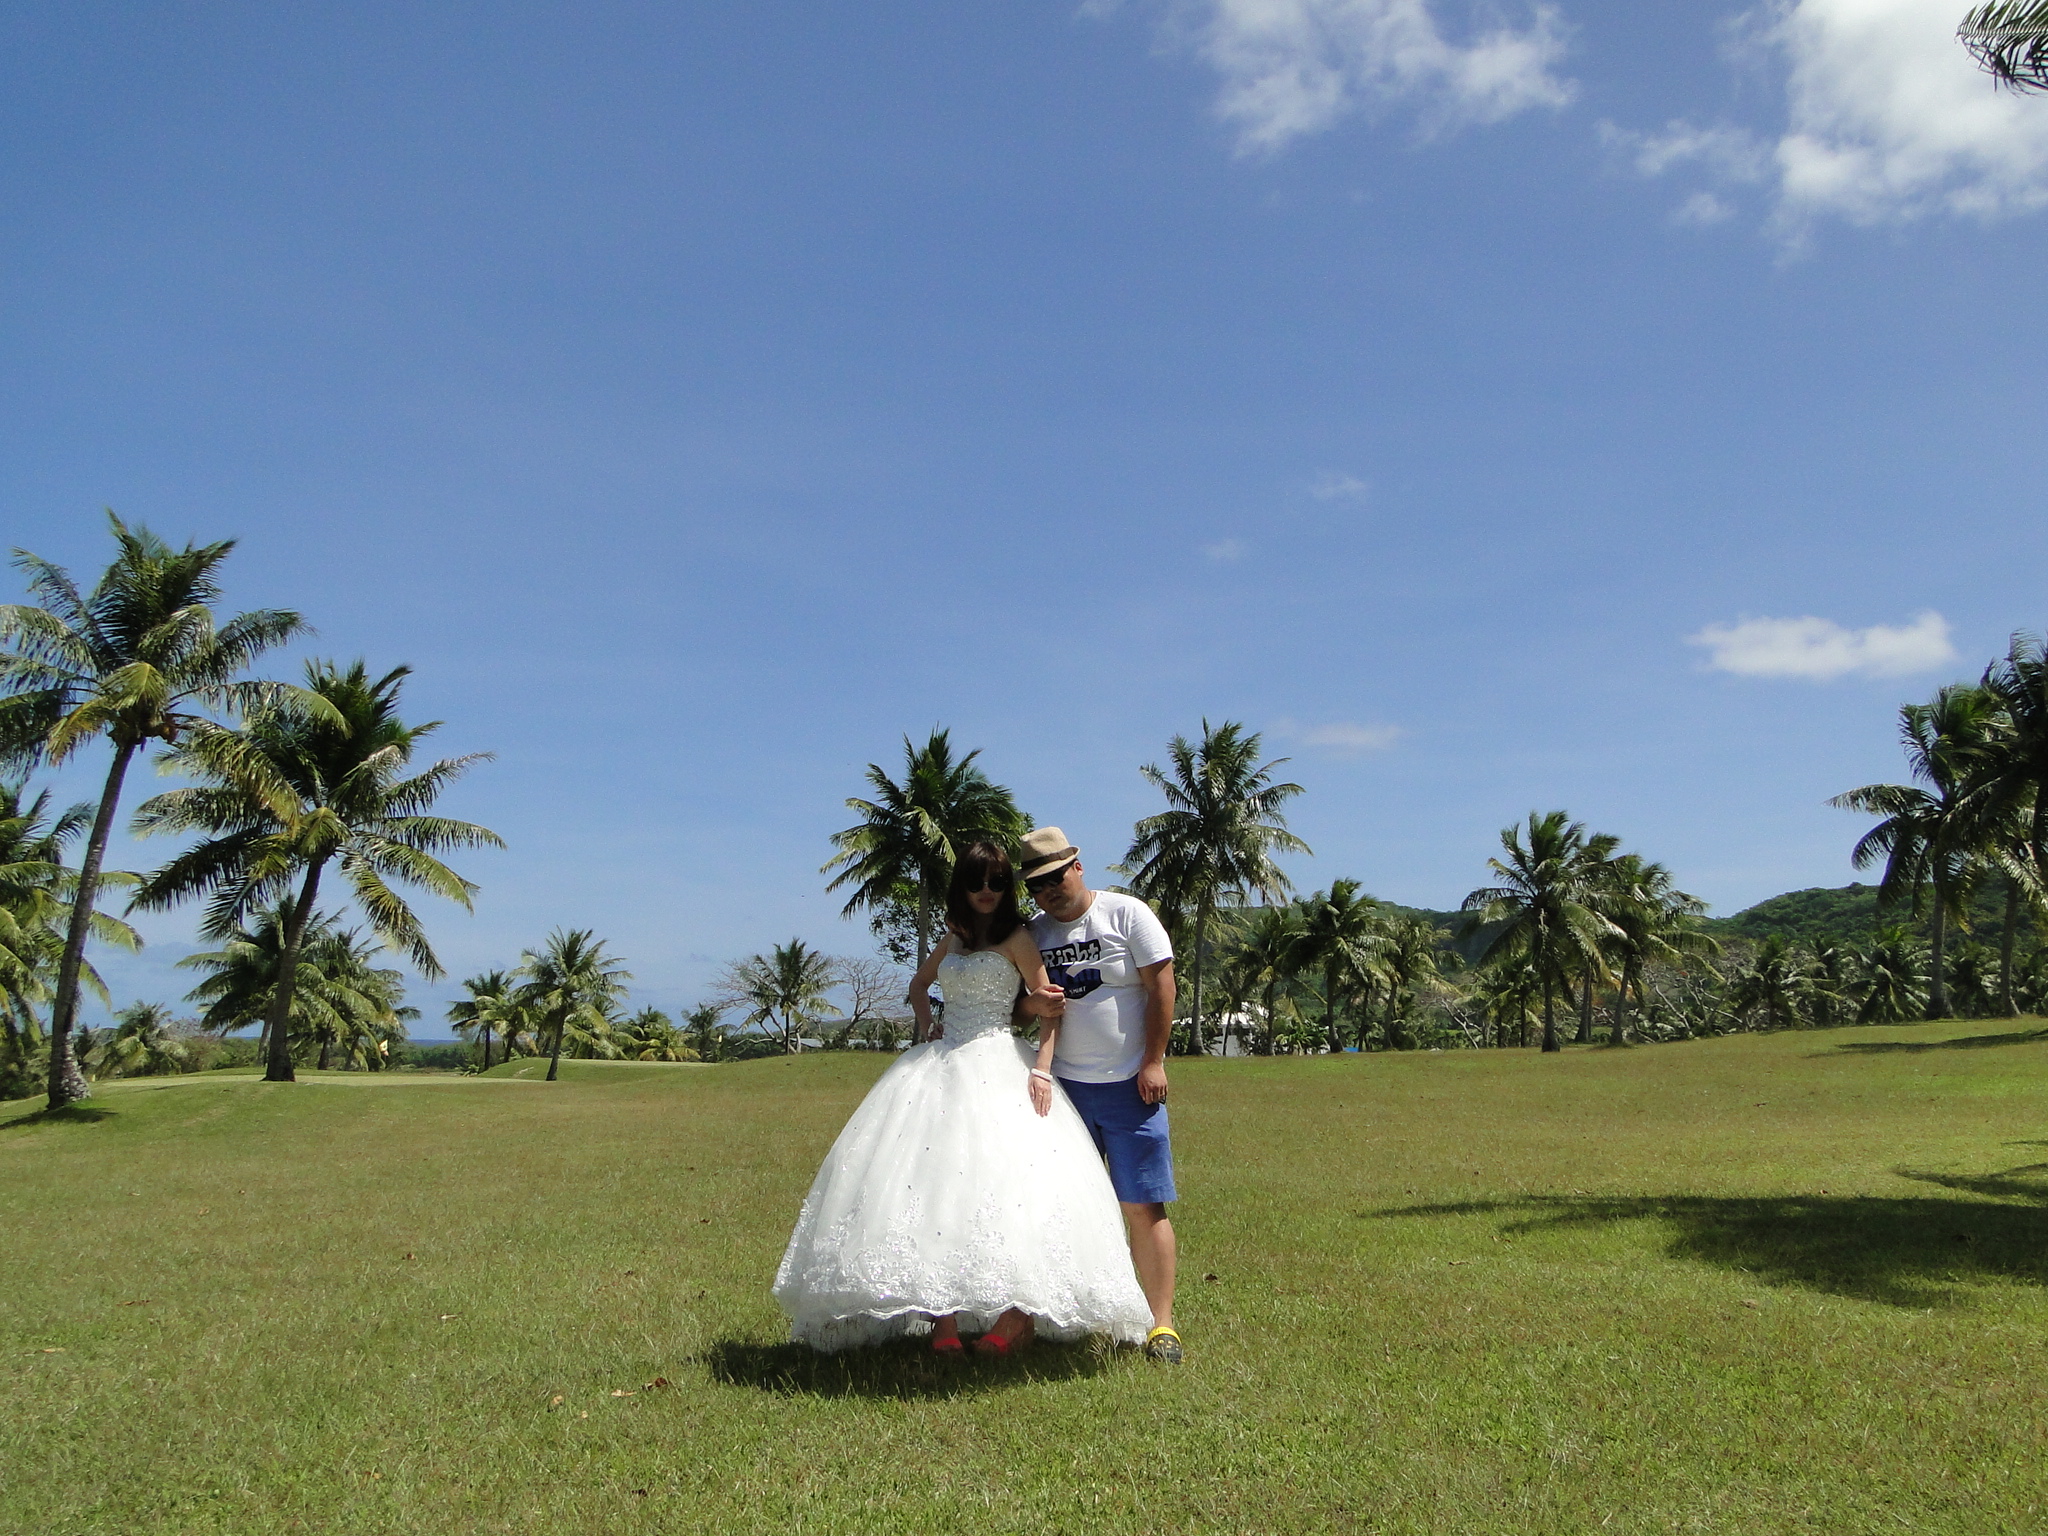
top-left (548, 1395), bottom-right (563, 1408)
top-left (698, 1217), bottom-right (709, 1224)
top-left (438, 1314), bottom-right (458, 1322)
top-left (39, 1347), bottom-right (65, 1354)
top-left (1202, 1273), bottom-right (1219, 1283)
top-left (120, 1299), bottom-right (151, 1306)
top-left (403, 1253), bottom-right (415, 1261)
top-left (579, 1411), bottom-right (588, 1419)
top-left (197, 1208), bottom-right (209, 1215)
top-left (1741, 1300), bottom-right (1761, 1310)
top-left (1448, 1261), bottom-right (1472, 1267)
top-left (611, 1389), bottom-right (636, 1397)
top-left (632, 1488), bottom-right (649, 1497)
top-left (643, 1377), bottom-right (671, 1390)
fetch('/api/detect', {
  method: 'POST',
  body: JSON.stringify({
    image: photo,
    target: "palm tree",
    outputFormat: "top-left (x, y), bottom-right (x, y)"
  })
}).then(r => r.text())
top-left (1123, 721), bottom-right (1309, 1055)
top-left (721, 938), bottom-right (842, 1053)
top-left (1961, 635), bottom-right (2048, 1012)
top-left (130, 660), bottom-right (501, 1083)
top-left (1725, 937), bottom-right (1813, 1031)
top-left (1222, 904), bottom-right (1305, 1055)
top-left (1294, 879), bottom-right (1387, 1053)
top-left (1597, 854), bottom-right (1715, 1046)
top-left (681, 1001), bottom-right (732, 1062)
top-left (0, 515), bottom-right (307, 1106)
top-left (290, 926), bottom-right (414, 1071)
top-left (86, 1001), bottom-right (194, 1078)
top-left (1831, 683), bottom-right (2000, 1019)
top-left (1856, 928), bottom-right (1929, 1023)
top-left (518, 929), bottom-right (632, 1081)
top-left (1377, 916), bottom-right (1446, 1051)
top-left (1961, 2), bottom-right (2048, 90)
top-left (823, 729), bottom-right (1027, 968)
top-left (1461, 811), bottom-right (1620, 1053)
top-left (619, 1006), bottom-right (694, 1061)
top-left (448, 970), bottom-right (517, 1070)
top-left (0, 780), bottom-right (141, 1096)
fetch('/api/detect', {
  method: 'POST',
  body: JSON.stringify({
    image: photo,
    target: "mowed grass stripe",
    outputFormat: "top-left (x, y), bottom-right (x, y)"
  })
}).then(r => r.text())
top-left (5, 1021), bottom-right (2047, 1534)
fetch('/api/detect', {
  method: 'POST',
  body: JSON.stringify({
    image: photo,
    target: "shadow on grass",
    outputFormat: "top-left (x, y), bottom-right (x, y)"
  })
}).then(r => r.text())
top-left (1827, 1027), bottom-right (2048, 1055)
top-left (1372, 1164), bottom-right (2048, 1307)
top-left (703, 1335), bottom-right (1120, 1399)
top-left (0, 1102), bottom-right (118, 1131)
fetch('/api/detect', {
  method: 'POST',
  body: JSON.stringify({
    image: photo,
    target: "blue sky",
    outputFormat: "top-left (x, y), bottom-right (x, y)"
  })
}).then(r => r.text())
top-left (5, 1), bottom-right (2046, 1027)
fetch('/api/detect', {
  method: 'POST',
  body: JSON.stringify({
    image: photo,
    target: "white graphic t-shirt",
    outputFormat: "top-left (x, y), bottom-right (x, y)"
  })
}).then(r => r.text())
top-left (1029, 892), bottom-right (1174, 1084)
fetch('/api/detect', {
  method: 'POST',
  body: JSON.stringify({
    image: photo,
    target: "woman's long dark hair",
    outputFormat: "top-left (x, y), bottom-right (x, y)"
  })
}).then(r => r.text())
top-left (945, 841), bottom-right (1023, 950)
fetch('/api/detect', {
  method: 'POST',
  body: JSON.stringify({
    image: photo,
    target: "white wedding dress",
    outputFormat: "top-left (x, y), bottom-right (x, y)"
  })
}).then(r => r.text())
top-left (773, 947), bottom-right (1154, 1351)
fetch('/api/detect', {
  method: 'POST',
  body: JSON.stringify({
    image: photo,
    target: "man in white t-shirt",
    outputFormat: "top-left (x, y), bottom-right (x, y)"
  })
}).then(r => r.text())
top-left (1018, 826), bottom-right (1183, 1364)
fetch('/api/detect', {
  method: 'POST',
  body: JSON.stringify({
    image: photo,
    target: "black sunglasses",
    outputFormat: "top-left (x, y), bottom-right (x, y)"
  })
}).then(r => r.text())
top-left (1024, 861), bottom-right (1074, 894)
top-left (965, 869), bottom-right (1013, 893)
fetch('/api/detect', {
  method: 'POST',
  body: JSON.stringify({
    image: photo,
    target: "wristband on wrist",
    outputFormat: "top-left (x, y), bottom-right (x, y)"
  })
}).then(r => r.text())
top-left (1029, 1068), bottom-right (1054, 1082)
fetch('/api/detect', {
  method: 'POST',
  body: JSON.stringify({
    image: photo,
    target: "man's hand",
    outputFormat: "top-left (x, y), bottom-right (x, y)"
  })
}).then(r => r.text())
top-left (1136, 1060), bottom-right (1169, 1105)
top-left (1020, 985), bottom-right (1067, 1019)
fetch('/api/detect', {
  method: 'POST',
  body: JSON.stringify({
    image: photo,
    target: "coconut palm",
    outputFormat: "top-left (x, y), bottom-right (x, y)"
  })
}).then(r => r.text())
top-left (448, 969), bottom-right (517, 1070)
top-left (823, 730), bottom-right (1028, 968)
top-left (0, 515), bottom-right (308, 1106)
top-left (284, 926), bottom-right (413, 1071)
top-left (1461, 811), bottom-right (1620, 1054)
top-left (0, 780), bottom-right (141, 1095)
top-left (1470, 952), bottom-right (1543, 1048)
top-left (518, 929), bottom-right (632, 1081)
top-left (130, 659), bottom-right (501, 1083)
top-left (1123, 721), bottom-right (1309, 1055)
top-left (721, 937), bottom-right (842, 1053)
top-left (1856, 928), bottom-right (1929, 1023)
top-left (1831, 683), bottom-right (2000, 1019)
top-left (86, 1001), bottom-right (193, 1078)
top-left (1959, 636), bottom-right (2048, 1011)
top-left (1725, 937), bottom-right (1813, 1031)
top-left (179, 907), bottom-right (303, 1044)
top-left (1961, 1), bottom-right (2048, 89)
top-left (1222, 903), bottom-right (1305, 1055)
top-left (1377, 915), bottom-right (1446, 1051)
top-left (1294, 879), bottom-right (1387, 1052)
top-left (1596, 854), bottom-right (1715, 1046)
top-left (619, 1006), bottom-right (695, 1061)
top-left (681, 1001), bottom-right (733, 1062)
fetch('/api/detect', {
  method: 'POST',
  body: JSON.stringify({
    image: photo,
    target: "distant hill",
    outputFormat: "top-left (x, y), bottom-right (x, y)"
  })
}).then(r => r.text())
top-left (1705, 882), bottom-right (2035, 952)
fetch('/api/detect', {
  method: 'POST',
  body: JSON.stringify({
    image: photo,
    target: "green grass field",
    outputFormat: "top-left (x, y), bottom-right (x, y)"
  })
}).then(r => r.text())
top-left (7, 1021), bottom-right (2048, 1535)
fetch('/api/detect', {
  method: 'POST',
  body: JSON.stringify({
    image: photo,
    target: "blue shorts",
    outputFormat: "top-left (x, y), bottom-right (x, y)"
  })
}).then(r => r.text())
top-left (1055, 1074), bottom-right (1176, 1205)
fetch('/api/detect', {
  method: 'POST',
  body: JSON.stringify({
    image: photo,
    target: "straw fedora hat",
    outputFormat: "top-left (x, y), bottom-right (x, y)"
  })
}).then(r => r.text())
top-left (1017, 827), bottom-right (1080, 877)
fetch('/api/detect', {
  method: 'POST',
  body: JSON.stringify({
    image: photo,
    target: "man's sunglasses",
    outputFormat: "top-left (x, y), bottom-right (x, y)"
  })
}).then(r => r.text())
top-left (964, 870), bottom-right (1013, 893)
top-left (1023, 861), bottom-right (1074, 895)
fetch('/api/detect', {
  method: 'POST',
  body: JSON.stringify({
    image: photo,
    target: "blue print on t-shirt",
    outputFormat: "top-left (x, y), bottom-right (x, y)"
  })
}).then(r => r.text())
top-left (1048, 964), bottom-right (1103, 1001)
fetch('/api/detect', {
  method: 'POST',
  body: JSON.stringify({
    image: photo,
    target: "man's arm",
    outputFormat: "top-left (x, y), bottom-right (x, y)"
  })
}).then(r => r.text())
top-left (1136, 958), bottom-right (1175, 1105)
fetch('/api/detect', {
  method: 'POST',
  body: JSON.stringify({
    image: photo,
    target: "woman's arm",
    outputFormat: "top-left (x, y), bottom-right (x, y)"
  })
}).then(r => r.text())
top-left (908, 934), bottom-right (954, 1043)
top-left (1003, 929), bottom-right (1060, 1116)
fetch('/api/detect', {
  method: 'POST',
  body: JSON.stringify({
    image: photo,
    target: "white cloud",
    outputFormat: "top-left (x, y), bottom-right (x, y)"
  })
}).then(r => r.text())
top-left (1673, 189), bottom-right (1738, 225)
top-left (1139, 0), bottom-right (1576, 154)
top-left (1204, 537), bottom-right (1249, 561)
top-left (1309, 470), bottom-right (1371, 500)
top-left (1687, 610), bottom-right (1958, 680)
top-left (1273, 717), bottom-right (1406, 752)
top-left (1611, 0), bottom-right (2048, 232)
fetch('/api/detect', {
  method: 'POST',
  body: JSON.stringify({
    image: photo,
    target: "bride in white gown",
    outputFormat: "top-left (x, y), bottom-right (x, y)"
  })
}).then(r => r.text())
top-left (773, 842), bottom-right (1154, 1354)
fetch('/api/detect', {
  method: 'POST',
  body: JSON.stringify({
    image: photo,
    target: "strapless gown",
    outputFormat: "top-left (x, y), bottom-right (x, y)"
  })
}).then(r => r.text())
top-left (772, 948), bottom-right (1153, 1351)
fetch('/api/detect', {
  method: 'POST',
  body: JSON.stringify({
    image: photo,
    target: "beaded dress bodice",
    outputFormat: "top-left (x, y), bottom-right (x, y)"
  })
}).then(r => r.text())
top-left (936, 950), bottom-right (1021, 1043)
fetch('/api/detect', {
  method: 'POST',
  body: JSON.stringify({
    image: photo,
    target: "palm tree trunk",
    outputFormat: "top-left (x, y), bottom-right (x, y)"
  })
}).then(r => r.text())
top-left (546, 1018), bottom-right (565, 1081)
top-left (317, 1034), bottom-right (333, 1071)
top-left (1574, 976), bottom-right (1594, 1044)
top-left (1608, 964), bottom-right (1633, 1045)
top-left (45, 740), bottom-right (138, 1108)
top-left (1999, 878), bottom-right (2021, 1017)
top-left (481, 1023), bottom-right (493, 1070)
top-left (1189, 899), bottom-right (1209, 1056)
top-left (1325, 961), bottom-right (1341, 1054)
top-left (263, 862), bottom-right (325, 1083)
top-left (1261, 979), bottom-right (1278, 1055)
top-left (1540, 977), bottom-right (1560, 1053)
top-left (1927, 892), bottom-right (1950, 1019)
